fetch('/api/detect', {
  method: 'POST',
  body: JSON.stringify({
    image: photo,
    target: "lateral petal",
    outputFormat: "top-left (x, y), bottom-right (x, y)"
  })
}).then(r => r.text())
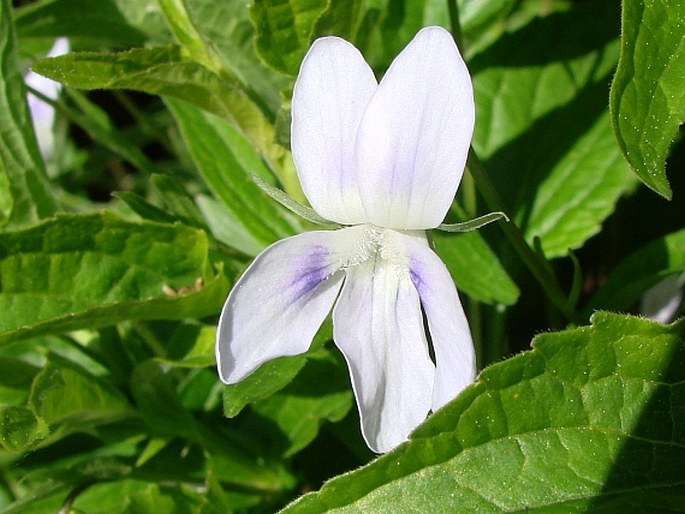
top-left (399, 232), bottom-right (476, 409)
top-left (291, 37), bottom-right (377, 224)
top-left (355, 26), bottom-right (475, 229)
top-left (216, 229), bottom-right (354, 384)
top-left (332, 257), bottom-right (434, 453)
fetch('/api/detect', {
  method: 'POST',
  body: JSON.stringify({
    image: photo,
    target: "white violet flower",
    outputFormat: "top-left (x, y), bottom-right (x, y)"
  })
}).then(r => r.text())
top-left (216, 26), bottom-right (476, 453)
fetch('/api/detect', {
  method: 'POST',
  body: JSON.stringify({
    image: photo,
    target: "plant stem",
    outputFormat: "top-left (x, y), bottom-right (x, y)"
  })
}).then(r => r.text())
top-left (447, 0), bottom-right (576, 321)
top-left (447, 0), bottom-right (464, 50)
top-left (466, 149), bottom-right (575, 320)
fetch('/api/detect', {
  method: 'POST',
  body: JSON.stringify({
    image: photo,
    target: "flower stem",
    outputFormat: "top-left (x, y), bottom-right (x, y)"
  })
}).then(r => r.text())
top-left (447, 0), bottom-right (464, 50)
top-left (465, 149), bottom-right (576, 321)
top-left (447, 0), bottom-right (576, 322)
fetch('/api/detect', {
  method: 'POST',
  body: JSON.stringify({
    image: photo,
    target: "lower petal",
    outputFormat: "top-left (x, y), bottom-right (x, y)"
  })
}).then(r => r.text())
top-left (399, 233), bottom-right (476, 410)
top-left (332, 257), bottom-right (434, 453)
top-left (216, 230), bottom-right (350, 384)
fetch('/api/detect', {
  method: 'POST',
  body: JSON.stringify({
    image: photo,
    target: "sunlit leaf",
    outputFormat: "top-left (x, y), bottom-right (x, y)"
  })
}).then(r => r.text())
top-left (0, 212), bottom-right (228, 345)
top-left (432, 229), bottom-right (519, 305)
top-left (282, 312), bottom-right (685, 512)
top-left (166, 98), bottom-right (298, 250)
top-left (610, 0), bottom-right (685, 199)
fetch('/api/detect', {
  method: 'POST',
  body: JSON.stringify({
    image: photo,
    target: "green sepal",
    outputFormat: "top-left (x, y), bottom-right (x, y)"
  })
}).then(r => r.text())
top-left (436, 211), bottom-right (508, 233)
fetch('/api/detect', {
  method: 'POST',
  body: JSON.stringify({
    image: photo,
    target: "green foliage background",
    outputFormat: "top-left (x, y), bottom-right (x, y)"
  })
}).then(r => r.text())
top-left (1, 0), bottom-right (684, 512)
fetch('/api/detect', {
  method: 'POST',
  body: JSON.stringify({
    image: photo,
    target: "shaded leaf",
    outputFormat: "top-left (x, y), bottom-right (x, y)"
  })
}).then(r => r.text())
top-left (29, 358), bottom-right (131, 427)
top-left (610, 0), bottom-right (685, 198)
top-left (155, 323), bottom-right (216, 368)
top-left (222, 322), bottom-right (332, 418)
top-left (0, 405), bottom-right (49, 452)
top-left (282, 312), bottom-right (685, 513)
top-left (15, 0), bottom-right (170, 46)
top-left (31, 46), bottom-right (288, 174)
top-left (0, 0), bottom-right (56, 228)
top-left (585, 228), bottom-right (685, 315)
top-left (471, 3), bottom-right (636, 257)
top-left (183, 0), bottom-right (288, 116)
top-left (252, 351), bottom-right (353, 456)
top-left (72, 479), bottom-right (217, 514)
top-left (132, 360), bottom-right (295, 493)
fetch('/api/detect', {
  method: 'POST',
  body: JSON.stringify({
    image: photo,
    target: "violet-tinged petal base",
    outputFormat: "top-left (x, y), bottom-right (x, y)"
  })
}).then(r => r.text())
top-left (399, 233), bottom-right (476, 409)
top-left (216, 231), bottom-right (346, 384)
top-left (333, 256), bottom-right (434, 453)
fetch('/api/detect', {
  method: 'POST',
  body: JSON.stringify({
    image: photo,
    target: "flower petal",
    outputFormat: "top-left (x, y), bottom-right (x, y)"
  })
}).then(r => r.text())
top-left (399, 232), bottom-right (476, 409)
top-left (291, 37), bottom-right (377, 224)
top-left (216, 229), bottom-right (353, 384)
top-left (332, 257), bottom-right (434, 453)
top-left (355, 26), bottom-right (475, 229)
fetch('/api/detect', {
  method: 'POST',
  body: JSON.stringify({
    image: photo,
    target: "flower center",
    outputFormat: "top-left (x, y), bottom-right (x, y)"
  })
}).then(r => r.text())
top-left (342, 224), bottom-right (408, 276)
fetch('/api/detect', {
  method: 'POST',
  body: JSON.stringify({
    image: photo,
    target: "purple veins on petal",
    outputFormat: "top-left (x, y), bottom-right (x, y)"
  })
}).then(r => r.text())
top-left (409, 262), bottom-right (428, 296)
top-left (290, 245), bottom-right (335, 299)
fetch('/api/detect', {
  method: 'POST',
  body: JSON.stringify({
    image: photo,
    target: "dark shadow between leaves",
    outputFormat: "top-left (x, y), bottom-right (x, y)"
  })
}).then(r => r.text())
top-left (468, 2), bottom-right (620, 72)
top-left (585, 323), bottom-right (685, 512)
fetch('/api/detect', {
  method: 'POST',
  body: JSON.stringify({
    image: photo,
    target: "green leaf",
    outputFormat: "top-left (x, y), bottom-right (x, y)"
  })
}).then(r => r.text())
top-left (249, 0), bottom-right (329, 76)
top-left (149, 174), bottom-right (207, 228)
top-left (0, 356), bottom-right (40, 405)
top-left (166, 98), bottom-right (298, 249)
top-left (282, 312), bottom-right (685, 513)
top-left (31, 45), bottom-right (288, 175)
top-left (71, 479), bottom-right (216, 514)
top-left (252, 351), bottom-right (353, 456)
top-left (57, 89), bottom-right (163, 176)
top-left (610, 0), bottom-right (685, 199)
top-left (585, 228), bottom-right (685, 315)
top-left (472, 2), bottom-right (636, 257)
top-left (0, 212), bottom-right (229, 345)
top-left (195, 194), bottom-right (264, 257)
top-left (114, 191), bottom-right (178, 224)
top-left (0, 0), bottom-right (56, 228)
top-left (29, 358), bottom-right (131, 428)
top-left (132, 360), bottom-right (295, 493)
top-left (0, 405), bottom-right (49, 452)
top-left (15, 0), bottom-right (170, 46)
top-left (222, 322), bottom-right (332, 418)
top-left (432, 229), bottom-right (519, 305)
top-left (249, 0), bottom-right (452, 77)
top-left (155, 323), bottom-right (216, 369)
top-left (130, 360), bottom-right (198, 438)
top-left (157, 0), bottom-right (226, 76)
top-left (182, 0), bottom-right (288, 117)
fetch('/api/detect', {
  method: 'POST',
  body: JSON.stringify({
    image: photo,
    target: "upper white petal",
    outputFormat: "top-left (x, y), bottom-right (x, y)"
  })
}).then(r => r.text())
top-left (291, 37), bottom-right (377, 224)
top-left (332, 254), bottom-right (434, 453)
top-left (216, 229), bottom-right (359, 384)
top-left (398, 232), bottom-right (476, 409)
top-left (354, 26), bottom-right (475, 229)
